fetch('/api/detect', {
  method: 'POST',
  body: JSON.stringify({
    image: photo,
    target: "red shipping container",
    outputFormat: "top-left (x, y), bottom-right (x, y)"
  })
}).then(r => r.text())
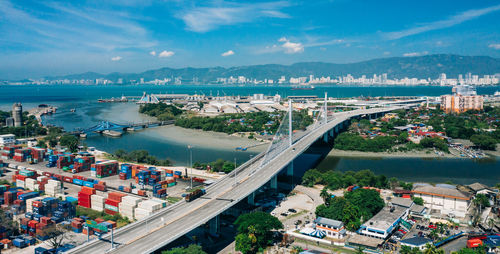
top-left (104, 209), bottom-right (118, 215)
top-left (95, 218), bottom-right (105, 224)
top-left (105, 199), bottom-right (120, 207)
top-left (28, 220), bottom-right (38, 228)
top-left (33, 201), bottom-right (43, 208)
top-left (80, 186), bottom-right (96, 195)
top-left (16, 175), bottom-right (27, 181)
top-left (94, 184), bottom-right (107, 192)
top-left (63, 177), bottom-right (73, 183)
top-left (41, 217), bottom-right (51, 224)
top-left (137, 190), bottom-right (146, 196)
top-left (107, 192), bottom-right (126, 202)
top-left (36, 222), bottom-right (48, 230)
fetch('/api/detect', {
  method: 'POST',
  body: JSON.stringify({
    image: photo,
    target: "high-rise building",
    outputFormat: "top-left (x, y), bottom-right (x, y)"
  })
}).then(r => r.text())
top-left (12, 103), bottom-right (22, 127)
top-left (441, 85), bottom-right (483, 114)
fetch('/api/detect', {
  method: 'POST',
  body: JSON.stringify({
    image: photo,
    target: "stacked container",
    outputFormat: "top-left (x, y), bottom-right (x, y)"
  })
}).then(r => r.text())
top-left (1, 146), bottom-right (17, 159)
top-left (73, 156), bottom-right (95, 173)
top-left (118, 196), bottom-right (142, 220)
top-left (71, 218), bottom-right (83, 233)
top-left (78, 186), bottom-right (95, 208)
top-left (57, 155), bottom-right (74, 169)
top-left (91, 194), bottom-right (105, 212)
top-left (30, 148), bottom-right (45, 163)
top-left (45, 179), bottom-right (63, 197)
top-left (25, 178), bottom-right (39, 191)
top-left (26, 197), bottom-right (43, 213)
top-left (92, 161), bottom-right (119, 178)
top-left (14, 148), bottom-right (31, 162)
top-left (119, 164), bottom-right (132, 180)
top-left (46, 155), bottom-right (58, 167)
top-left (104, 192), bottom-right (126, 215)
top-left (134, 199), bottom-right (167, 220)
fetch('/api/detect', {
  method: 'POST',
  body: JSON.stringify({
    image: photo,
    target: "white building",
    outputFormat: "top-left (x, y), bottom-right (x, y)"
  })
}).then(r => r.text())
top-left (412, 185), bottom-right (472, 218)
top-left (359, 205), bottom-right (409, 239)
top-left (314, 217), bottom-right (346, 239)
top-left (0, 134), bottom-right (15, 146)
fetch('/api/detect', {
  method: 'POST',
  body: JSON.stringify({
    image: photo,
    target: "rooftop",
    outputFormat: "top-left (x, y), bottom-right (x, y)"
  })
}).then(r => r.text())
top-left (400, 236), bottom-right (433, 247)
top-left (347, 234), bottom-right (384, 248)
top-left (410, 204), bottom-right (427, 214)
top-left (362, 206), bottom-right (407, 231)
top-left (314, 217), bottom-right (344, 229)
top-left (413, 185), bottom-right (472, 200)
top-left (390, 197), bottom-right (414, 208)
top-left (467, 182), bottom-right (490, 192)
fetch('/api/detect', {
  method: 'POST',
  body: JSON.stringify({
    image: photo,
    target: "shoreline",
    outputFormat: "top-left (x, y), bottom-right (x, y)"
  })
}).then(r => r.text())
top-left (325, 148), bottom-right (497, 159)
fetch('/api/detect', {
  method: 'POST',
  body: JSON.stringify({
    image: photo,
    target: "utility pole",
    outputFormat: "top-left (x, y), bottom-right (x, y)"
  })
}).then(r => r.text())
top-left (288, 100), bottom-right (293, 147)
top-left (233, 157), bottom-right (237, 186)
top-left (188, 145), bottom-right (193, 189)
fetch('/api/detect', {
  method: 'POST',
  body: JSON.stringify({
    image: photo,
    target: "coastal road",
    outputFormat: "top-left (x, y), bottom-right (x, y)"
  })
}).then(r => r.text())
top-left (68, 104), bottom-right (417, 254)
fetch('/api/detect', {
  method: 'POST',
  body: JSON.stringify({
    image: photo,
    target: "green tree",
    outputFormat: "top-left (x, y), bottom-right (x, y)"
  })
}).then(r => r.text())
top-left (234, 212), bottom-right (283, 254)
top-left (162, 244), bottom-right (206, 254)
top-left (470, 134), bottom-right (497, 150)
top-left (474, 194), bottom-right (490, 209)
top-left (59, 135), bottom-right (79, 152)
top-left (412, 197), bottom-right (424, 206)
top-left (320, 187), bottom-right (330, 204)
top-left (423, 243), bottom-right (444, 254)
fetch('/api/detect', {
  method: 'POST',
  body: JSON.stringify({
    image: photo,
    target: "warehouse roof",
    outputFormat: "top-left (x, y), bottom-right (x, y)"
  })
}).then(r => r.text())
top-left (468, 182), bottom-right (490, 192)
top-left (413, 185), bottom-right (472, 200)
top-left (347, 234), bottom-right (384, 248)
top-left (314, 217), bottom-right (343, 229)
top-left (391, 197), bottom-right (414, 208)
top-left (362, 206), bottom-right (407, 231)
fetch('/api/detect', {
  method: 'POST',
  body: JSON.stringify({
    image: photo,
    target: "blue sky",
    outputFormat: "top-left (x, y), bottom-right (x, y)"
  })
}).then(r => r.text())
top-left (1, 0), bottom-right (500, 79)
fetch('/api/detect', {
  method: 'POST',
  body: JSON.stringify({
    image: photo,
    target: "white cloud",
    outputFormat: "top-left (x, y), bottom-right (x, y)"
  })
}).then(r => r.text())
top-left (489, 44), bottom-right (500, 50)
top-left (179, 1), bottom-right (290, 32)
top-left (149, 50), bottom-right (156, 56)
top-left (221, 50), bottom-right (235, 56)
top-left (276, 38), bottom-right (303, 54)
top-left (403, 51), bottom-right (428, 57)
top-left (158, 50), bottom-right (174, 58)
top-left (111, 56), bottom-right (122, 61)
top-left (384, 4), bottom-right (500, 40)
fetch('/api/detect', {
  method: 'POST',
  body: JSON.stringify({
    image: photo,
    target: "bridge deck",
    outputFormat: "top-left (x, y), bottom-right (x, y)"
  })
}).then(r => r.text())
top-left (68, 104), bottom-right (416, 254)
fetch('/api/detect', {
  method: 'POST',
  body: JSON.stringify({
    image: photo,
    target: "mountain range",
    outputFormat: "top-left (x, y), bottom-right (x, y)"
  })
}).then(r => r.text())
top-left (47, 54), bottom-right (500, 82)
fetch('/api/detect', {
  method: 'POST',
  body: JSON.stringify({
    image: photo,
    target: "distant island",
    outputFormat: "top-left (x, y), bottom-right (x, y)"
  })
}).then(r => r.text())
top-left (2, 54), bottom-right (500, 85)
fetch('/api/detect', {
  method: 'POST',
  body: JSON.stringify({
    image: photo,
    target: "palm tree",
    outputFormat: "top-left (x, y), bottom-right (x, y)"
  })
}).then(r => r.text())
top-left (320, 187), bottom-right (330, 205)
top-left (423, 243), bottom-right (444, 254)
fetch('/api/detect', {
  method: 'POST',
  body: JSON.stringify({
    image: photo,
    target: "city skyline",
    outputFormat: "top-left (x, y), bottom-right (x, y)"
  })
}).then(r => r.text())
top-left (1, 1), bottom-right (500, 79)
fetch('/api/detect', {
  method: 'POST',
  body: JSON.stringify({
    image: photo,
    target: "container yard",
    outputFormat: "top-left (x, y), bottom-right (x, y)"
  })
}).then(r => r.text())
top-left (0, 145), bottom-right (213, 253)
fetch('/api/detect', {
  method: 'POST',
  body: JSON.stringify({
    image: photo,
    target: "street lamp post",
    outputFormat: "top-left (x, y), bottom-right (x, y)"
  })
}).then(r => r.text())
top-left (188, 145), bottom-right (193, 189)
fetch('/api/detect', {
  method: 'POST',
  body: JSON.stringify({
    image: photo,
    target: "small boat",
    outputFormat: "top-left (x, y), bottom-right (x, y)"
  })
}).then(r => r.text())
top-left (70, 108), bottom-right (76, 112)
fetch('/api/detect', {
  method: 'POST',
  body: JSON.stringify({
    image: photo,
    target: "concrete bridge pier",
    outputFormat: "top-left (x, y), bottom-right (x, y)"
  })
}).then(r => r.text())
top-left (247, 191), bottom-right (255, 206)
top-left (270, 175), bottom-right (278, 189)
top-left (209, 215), bottom-right (220, 236)
top-left (329, 129), bottom-right (334, 138)
top-left (323, 133), bottom-right (329, 143)
top-left (286, 161), bottom-right (294, 177)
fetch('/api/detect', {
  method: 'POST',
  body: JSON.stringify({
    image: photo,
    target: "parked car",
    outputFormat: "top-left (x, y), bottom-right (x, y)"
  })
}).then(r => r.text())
top-left (288, 208), bottom-right (297, 213)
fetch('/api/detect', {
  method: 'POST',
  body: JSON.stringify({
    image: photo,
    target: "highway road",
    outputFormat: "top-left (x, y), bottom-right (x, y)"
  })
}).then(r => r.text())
top-left (67, 104), bottom-right (417, 254)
